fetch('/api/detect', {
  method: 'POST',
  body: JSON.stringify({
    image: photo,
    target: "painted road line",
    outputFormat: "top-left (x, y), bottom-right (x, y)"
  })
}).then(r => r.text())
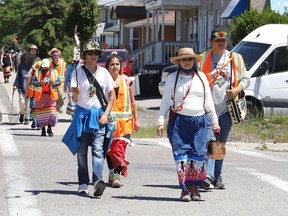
top-left (229, 149), bottom-right (288, 162)
top-left (0, 127), bottom-right (19, 157)
top-left (239, 168), bottom-right (288, 193)
top-left (1, 127), bottom-right (42, 216)
top-left (158, 140), bottom-right (171, 148)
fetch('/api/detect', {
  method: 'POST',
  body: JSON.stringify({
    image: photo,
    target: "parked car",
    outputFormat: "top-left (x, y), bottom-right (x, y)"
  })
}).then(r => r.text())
top-left (232, 24), bottom-right (288, 117)
top-left (158, 65), bottom-right (178, 95)
top-left (97, 49), bottom-right (135, 76)
top-left (138, 62), bottom-right (172, 97)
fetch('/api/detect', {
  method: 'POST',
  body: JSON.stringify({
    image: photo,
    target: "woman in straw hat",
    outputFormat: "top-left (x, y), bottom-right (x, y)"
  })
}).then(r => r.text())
top-left (157, 47), bottom-right (220, 202)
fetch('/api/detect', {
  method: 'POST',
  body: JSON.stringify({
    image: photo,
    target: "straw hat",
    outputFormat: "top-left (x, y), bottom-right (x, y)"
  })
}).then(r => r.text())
top-left (29, 44), bottom-right (38, 50)
top-left (48, 48), bottom-right (61, 56)
top-left (33, 61), bottom-right (42, 70)
top-left (170, 48), bottom-right (203, 65)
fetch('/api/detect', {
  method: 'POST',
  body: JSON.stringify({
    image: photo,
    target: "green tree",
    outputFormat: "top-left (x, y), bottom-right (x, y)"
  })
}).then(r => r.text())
top-left (18, 0), bottom-right (72, 59)
top-left (0, 0), bottom-right (100, 61)
top-left (66, 0), bottom-right (99, 51)
top-left (230, 9), bottom-right (288, 46)
top-left (0, 0), bottom-right (25, 50)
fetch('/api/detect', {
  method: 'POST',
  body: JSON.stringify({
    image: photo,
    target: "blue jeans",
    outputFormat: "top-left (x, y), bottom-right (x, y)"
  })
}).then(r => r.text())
top-left (205, 111), bottom-right (232, 182)
top-left (77, 127), bottom-right (105, 185)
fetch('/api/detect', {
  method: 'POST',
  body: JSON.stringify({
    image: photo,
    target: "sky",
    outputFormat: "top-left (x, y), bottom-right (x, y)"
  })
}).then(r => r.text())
top-left (270, 0), bottom-right (288, 14)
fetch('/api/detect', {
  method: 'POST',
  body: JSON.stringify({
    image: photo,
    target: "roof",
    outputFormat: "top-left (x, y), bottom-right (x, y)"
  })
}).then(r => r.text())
top-left (125, 11), bottom-right (175, 28)
top-left (104, 24), bottom-right (120, 33)
top-left (110, 5), bottom-right (147, 19)
top-left (98, 0), bottom-right (143, 7)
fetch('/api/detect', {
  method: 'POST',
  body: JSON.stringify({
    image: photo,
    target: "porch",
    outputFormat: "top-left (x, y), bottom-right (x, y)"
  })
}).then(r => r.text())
top-left (131, 40), bottom-right (198, 73)
top-left (130, 40), bottom-right (198, 96)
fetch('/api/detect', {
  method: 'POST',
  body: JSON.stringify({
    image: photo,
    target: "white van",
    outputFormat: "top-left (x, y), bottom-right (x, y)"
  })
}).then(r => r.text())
top-left (232, 24), bottom-right (288, 117)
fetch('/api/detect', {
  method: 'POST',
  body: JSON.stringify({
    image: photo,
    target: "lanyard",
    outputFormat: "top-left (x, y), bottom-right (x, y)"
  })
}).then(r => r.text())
top-left (169, 72), bottom-right (194, 122)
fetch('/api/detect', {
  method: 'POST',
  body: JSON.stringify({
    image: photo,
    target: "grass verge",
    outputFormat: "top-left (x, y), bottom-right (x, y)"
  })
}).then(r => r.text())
top-left (133, 116), bottom-right (288, 143)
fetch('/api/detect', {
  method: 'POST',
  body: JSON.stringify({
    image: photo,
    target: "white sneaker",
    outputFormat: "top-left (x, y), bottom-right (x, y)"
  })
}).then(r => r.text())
top-left (203, 178), bottom-right (214, 190)
top-left (78, 184), bottom-right (88, 195)
top-left (58, 107), bottom-right (63, 114)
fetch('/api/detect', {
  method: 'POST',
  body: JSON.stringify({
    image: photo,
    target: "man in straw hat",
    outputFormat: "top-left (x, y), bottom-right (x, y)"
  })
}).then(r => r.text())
top-left (157, 47), bottom-right (220, 202)
top-left (48, 47), bottom-right (67, 113)
top-left (200, 27), bottom-right (250, 190)
top-left (62, 40), bottom-right (115, 197)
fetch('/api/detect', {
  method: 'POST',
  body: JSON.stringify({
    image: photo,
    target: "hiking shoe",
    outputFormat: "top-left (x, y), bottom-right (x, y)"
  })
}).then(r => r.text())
top-left (213, 181), bottom-right (225, 189)
top-left (41, 128), bottom-right (46, 136)
top-left (78, 184), bottom-right (89, 195)
top-left (188, 186), bottom-right (201, 201)
top-left (19, 114), bottom-right (24, 123)
top-left (93, 180), bottom-right (106, 197)
top-left (108, 173), bottom-right (114, 185)
top-left (112, 179), bottom-right (122, 188)
top-left (31, 120), bottom-right (36, 129)
top-left (47, 128), bottom-right (54, 137)
top-left (108, 173), bottom-right (122, 188)
top-left (180, 191), bottom-right (191, 202)
top-left (24, 119), bottom-right (29, 125)
top-left (203, 178), bottom-right (214, 190)
top-left (112, 174), bottom-right (122, 188)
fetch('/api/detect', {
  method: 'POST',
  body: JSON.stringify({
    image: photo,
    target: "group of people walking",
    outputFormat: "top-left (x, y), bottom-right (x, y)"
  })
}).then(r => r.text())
top-left (5, 27), bottom-right (249, 202)
top-left (62, 40), bottom-right (139, 197)
top-left (157, 27), bottom-right (249, 202)
top-left (12, 45), bottom-right (68, 136)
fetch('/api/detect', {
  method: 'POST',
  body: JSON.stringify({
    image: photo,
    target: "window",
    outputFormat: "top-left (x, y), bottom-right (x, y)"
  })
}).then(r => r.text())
top-left (232, 41), bottom-right (271, 71)
top-left (265, 46), bottom-right (288, 74)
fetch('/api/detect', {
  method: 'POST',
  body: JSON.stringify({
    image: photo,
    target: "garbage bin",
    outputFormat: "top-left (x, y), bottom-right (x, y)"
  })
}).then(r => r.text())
top-left (139, 63), bottom-right (172, 97)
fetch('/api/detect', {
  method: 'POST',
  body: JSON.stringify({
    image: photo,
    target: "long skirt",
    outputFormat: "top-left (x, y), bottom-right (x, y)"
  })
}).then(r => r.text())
top-left (167, 111), bottom-right (207, 190)
top-left (35, 94), bottom-right (58, 128)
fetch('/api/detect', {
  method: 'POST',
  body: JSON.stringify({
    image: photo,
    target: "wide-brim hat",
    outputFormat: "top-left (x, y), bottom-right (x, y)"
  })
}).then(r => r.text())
top-left (29, 44), bottom-right (38, 50)
top-left (48, 48), bottom-right (61, 56)
top-left (82, 41), bottom-right (102, 54)
top-left (170, 48), bottom-right (203, 65)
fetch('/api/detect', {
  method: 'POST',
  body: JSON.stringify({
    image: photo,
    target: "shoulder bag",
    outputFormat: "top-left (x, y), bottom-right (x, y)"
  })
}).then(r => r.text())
top-left (226, 53), bottom-right (247, 124)
top-left (81, 65), bottom-right (116, 132)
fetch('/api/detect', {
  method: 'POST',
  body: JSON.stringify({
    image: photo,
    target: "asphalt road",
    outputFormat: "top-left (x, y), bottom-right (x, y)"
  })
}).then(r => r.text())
top-left (1, 73), bottom-right (288, 216)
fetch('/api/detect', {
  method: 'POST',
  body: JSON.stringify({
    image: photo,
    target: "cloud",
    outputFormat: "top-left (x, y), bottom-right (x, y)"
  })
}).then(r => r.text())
top-left (271, 0), bottom-right (286, 13)
top-left (275, 2), bottom-right (281, 8)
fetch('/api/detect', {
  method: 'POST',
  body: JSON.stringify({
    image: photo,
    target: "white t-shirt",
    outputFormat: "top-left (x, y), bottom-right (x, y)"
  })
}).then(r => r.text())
top-left (70, 65), bottom-right (115, 109)
top-left (158, 71), bottom-right (218, 126)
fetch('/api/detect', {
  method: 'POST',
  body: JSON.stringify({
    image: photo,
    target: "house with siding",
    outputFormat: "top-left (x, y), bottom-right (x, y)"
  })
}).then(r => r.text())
top-left (97, 0), bottom-right (270, 96)
top-left (98, 0), bottom-right (270, 72)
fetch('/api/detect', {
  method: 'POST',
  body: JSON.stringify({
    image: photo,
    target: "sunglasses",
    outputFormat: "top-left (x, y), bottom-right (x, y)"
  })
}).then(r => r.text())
top-left (212, 31), bottom-right (228, 39)
top-left (180, 58), bottom-right (194, 62)
top-left (86, 50), bottom-right (101, 56)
